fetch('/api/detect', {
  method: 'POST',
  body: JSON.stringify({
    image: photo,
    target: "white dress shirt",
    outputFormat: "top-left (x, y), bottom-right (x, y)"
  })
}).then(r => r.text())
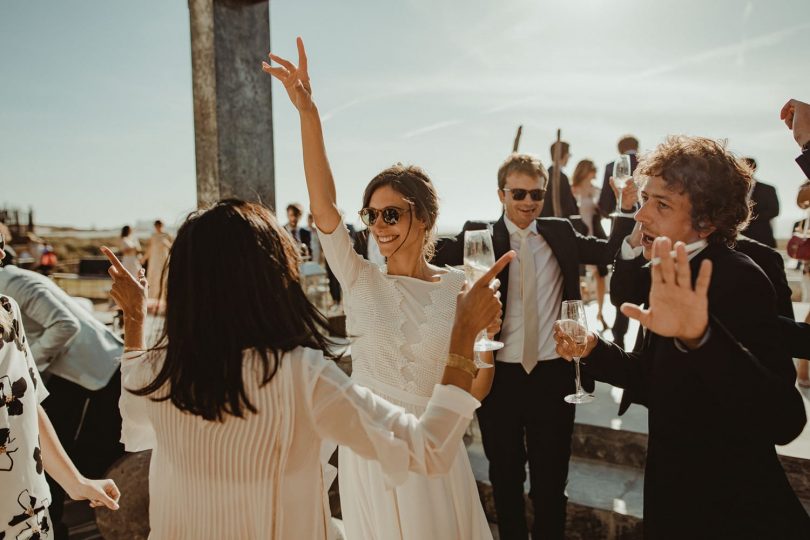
top-left (497, 215), bottom-right (564, 366)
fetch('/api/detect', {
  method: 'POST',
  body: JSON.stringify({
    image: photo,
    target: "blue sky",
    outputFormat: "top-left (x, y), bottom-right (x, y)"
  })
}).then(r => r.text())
top-left (2, 0), bottom-right (810, 237)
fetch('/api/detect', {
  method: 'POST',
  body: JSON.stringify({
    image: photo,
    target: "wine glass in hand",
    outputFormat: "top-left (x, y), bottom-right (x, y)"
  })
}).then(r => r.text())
top-left (559, 300), bottom-right (595, 404)
top-left (610, 154), bottom-right (633, 217)
top-left (464, 230), bottom-right (504, 364)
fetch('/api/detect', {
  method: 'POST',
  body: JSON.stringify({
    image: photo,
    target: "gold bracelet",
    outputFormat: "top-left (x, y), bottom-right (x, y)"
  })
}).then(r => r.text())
top-left (446, 353), bottom-right (478, 378)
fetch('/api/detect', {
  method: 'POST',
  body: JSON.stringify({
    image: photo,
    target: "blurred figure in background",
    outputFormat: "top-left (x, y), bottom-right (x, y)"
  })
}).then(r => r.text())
top-left (142, 220), bottom-right (172, 302)
top-left (284, 203), bottom-right (312, 259)
top-left (119, 225), bottom-right (142, 278)
top-left (741, 157), bottom-right (780, 248)
top-left (571, 159), bottom-right (610, 330)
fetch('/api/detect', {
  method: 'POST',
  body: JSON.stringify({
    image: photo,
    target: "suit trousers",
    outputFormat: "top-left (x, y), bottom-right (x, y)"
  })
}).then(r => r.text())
top-left (42, 370), bottom-right (125, 540)
top-left (477, 360), bottom-right (575, 540)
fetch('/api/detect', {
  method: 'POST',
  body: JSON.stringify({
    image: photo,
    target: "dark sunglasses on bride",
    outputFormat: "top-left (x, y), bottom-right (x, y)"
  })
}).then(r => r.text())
top-left (501, 188), bottom-right (546, 201)
top-left (358, 206), bottom-right (411, 226)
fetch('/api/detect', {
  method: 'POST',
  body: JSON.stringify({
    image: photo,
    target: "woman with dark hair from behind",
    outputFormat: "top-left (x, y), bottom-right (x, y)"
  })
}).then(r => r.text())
top-left (102, 199), bottom-right (512, 540)
top-left (264, 38), bottom-right (498, 539)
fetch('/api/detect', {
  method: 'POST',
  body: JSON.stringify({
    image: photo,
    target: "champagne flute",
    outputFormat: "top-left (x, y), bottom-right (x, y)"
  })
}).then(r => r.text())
top-left (464, 230), bottom-right (503, 365)
top-left (560, 300), bottom-right (595, 404)
top-left (610, 154), bottom-right (633, 217)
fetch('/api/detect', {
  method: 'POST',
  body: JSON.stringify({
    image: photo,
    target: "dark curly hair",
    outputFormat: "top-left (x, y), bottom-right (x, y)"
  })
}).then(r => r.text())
top-left (362, 164), bottom-right (439, 261)
top-left (636, 136), bottom-right (752, 246)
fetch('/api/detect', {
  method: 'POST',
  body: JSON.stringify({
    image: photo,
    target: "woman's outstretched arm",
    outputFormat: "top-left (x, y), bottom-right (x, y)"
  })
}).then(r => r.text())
top-left (263, 37), bottom-right (341, 234)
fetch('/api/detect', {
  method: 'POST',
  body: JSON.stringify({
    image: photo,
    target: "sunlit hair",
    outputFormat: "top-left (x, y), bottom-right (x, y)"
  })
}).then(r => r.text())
top-left (361, 164), bottom-right (439, 261)
top-left (618, 135), bottom-right (639, 154)
top-left (636, 136), bottom-right (752, 245)
top-left (131, 199), bottom-right (341, 421)
top-left (497, 153), bottom-right (548, 190)
top-left (571, 159), bottom-right (597, 187)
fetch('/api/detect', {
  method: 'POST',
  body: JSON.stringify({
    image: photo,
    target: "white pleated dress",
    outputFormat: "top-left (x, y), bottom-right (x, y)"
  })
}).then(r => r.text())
top-left (319, 221), bottom-right (492, 540)
top-left (119, 347), bottom-right (480, 540)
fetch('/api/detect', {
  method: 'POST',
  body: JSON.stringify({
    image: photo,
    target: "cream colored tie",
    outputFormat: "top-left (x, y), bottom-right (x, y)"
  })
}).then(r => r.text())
top-left (520, 229), bottom-right (539, 374)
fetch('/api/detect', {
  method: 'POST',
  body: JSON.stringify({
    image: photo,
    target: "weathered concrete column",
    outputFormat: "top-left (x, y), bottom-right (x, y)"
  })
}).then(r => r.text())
top-left (189, 0), bottom-right (275, 210)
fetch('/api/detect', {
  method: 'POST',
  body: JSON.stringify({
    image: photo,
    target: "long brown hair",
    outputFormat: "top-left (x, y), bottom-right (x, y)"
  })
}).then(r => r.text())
top-left (132, 199), bottom-right (341, 421)
top-left (571, 159), bottom-right (597, 188)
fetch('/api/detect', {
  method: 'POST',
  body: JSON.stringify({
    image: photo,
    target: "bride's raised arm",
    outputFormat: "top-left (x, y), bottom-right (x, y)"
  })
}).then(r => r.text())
top-left (262, 37), bottom-right (341, 234)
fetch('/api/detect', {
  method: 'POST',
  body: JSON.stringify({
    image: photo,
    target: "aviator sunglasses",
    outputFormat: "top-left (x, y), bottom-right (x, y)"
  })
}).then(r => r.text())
top-left (358, 206), bottom-right (411, 227)
top-left (501, 188), bottom-right (546, 201)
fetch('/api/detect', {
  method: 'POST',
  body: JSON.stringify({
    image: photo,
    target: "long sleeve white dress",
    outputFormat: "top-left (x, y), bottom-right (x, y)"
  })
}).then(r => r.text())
top-left (119, 346), bottom-right (480, 540)
top-left (318, 221), bottom-right (492, 540)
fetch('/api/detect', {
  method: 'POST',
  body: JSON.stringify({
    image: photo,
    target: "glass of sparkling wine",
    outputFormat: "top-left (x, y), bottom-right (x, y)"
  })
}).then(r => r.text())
top-left (610, 154), bottom-right (633, 217)
top-left (463, 230), bottom-right (503, 363)
top-left (560, 300), bottom-right (595, 404)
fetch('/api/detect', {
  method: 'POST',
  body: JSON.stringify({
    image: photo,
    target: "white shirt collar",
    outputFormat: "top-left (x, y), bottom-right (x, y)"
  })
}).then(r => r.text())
top-left (503, 213), bottom-right (538, 236)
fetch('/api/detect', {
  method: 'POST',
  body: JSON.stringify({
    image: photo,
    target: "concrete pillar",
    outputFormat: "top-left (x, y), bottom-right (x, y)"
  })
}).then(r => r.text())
top-left (188, 0), bottom-right (275, 210)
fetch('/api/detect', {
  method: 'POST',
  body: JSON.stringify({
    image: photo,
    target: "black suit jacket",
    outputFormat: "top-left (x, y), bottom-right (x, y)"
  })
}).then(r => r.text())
top-left (598, 152), bottom-right (639, 216)
top-left (743, 181), bottom-right (780, 247)
top-left (610, 236), bottom-right (794, 320)
top-left (781, 316), bottom-right (810, 358)
top-left (797, 150), bottom-right (810, 178)
top-left (584, 243), bottom-right (809, 538)
top-left (541, 167), bottom-right (588, 235)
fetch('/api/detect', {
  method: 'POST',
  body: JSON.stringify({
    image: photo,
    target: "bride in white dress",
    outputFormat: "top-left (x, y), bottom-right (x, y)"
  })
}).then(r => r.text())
top-left (264, 39), bottom-right (496, 539)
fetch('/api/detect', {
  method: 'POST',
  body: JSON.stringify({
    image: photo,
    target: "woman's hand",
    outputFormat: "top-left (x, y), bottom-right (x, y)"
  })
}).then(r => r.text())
top-left (453, 251), bottom-right (516, 339)
top-left (66, 477), bottom-right (121, 511)
top-left (101, 246), bottom-right (147, 322)
top-left (262, 37), bottom-right (314, 113)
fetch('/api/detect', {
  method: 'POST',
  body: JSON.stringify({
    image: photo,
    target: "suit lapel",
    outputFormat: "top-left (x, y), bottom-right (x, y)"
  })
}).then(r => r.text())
top-left (492, 216), bottom-right (511, 318)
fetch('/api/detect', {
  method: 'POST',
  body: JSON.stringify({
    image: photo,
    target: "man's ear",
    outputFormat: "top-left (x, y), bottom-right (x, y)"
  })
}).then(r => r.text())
top-left (498, 188), bottom-right (506, 205)
top-left (696, 220), bottom-right (716, 238)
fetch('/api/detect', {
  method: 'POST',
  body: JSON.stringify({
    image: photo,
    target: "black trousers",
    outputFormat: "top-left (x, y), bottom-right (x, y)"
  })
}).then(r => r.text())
top-left (477, 360), bottom-right (575, 540)
top-left (613, 311), bottom-right (629, 346)
top-left (41, 370), bottom-right (125, 540)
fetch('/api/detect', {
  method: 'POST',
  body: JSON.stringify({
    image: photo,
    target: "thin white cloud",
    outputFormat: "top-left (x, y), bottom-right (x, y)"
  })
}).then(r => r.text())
top-left (635, 22), bottom-right (810, 79)
top-left (402, 119), bottom-right (462, 139)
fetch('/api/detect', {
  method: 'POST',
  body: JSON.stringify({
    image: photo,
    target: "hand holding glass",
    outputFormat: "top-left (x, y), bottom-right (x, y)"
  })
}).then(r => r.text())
top-left (464, 230), bottom-right (503, 365)
top-left (559, 300), bottom-right (595, 404)
top-left (610, 154), bottom-right (633, 217)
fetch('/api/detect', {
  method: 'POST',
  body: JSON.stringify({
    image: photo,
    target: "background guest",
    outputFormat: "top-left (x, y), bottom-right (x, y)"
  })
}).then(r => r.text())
top-left (119, 225), bottom-right (142, 278)
top-left (571, 159), bottom-right (609, 330)
top-left (741, 157), bottom-right (780, 248)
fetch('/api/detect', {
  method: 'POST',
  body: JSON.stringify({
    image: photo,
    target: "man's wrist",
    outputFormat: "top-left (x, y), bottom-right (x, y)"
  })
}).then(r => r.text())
top-left (676, 324), bottom-right (710, 350)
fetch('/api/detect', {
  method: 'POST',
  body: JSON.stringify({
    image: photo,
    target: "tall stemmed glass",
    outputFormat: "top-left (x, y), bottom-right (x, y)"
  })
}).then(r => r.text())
top-left (610, 154), bottom-right (633, 217)
top-left (560, 300), bottom-right (595, 404)
top-left (463, 230), bottom-right (503, 365)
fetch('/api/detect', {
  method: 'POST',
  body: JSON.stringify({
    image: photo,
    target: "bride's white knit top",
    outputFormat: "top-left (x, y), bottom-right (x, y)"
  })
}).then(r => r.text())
top-left (319, 221), bottom-right (466, 412)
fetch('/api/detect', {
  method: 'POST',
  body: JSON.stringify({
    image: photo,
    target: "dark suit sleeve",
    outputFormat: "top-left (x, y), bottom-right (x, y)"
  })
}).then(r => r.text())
top-left (598, 166), bottom-right (615, 215)
top-left (768, 250), bottom-right (795, 319)
top-left (797, 152), bottom-right (810, 179)
top-left (581, 337), bottom-right (648, 408)
top-left (301, 229), bottom-right (313, 256)
top-left (574, 216), bottom-right (636, 265)
top-left (687, 265), bottom-right (806, 445)
top-left (755, 183), bottom-right (780, 221)
top-left (609, 256), bottom-right (647, 308)
top-left (431, 221), bottom-right (488, 267)
top-left (780, 316), bottom-right (810, 359)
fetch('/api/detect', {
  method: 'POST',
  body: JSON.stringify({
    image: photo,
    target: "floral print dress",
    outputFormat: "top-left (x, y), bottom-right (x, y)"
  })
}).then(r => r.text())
top-left (0, 295), bottom-right (50, 540)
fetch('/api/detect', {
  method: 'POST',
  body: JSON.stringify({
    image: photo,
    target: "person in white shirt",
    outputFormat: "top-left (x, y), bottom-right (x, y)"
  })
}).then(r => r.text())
top-left (434, 153), bottom-right (637, 539)
top-left (102, 198), bottom-right (512, 540)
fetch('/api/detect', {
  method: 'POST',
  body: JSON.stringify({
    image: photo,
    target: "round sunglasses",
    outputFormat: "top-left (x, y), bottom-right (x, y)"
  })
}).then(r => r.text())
top-left (358, 206), bottom-right (411, 227)
top-left (501, 188), bottom-right (545, 201)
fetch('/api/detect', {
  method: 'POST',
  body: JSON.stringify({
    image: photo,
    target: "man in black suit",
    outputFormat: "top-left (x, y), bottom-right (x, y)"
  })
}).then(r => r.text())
top-left (433, 152), bottom-right (636, 540)
top-left (740, 157), bottom-right (780, 247)
top-left (542, 141), bottom-right (588, 235)
top-left (554, 136), bottom-right (809, 539)
top-left (284, 202), bottom-right (312, 257)
top-left (598, 135), bottom-right (641, 348)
